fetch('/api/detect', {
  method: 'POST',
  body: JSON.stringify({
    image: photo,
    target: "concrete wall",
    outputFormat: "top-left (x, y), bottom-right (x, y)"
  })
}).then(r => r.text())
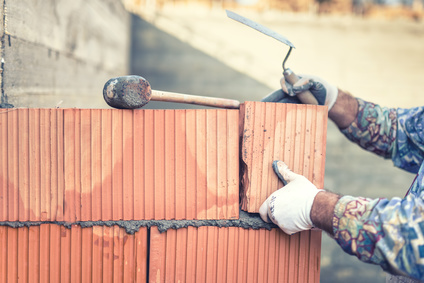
top-left (1, 0), bottom-right (130, 109)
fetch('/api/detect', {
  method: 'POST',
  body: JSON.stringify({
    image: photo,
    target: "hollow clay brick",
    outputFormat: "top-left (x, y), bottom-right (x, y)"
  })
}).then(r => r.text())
top-left (149, 226), bottom-right (320, 282)
top-left (239, 102), bottom-right (328, 212)
top-left (0, 225), bottom-right (148, 283)
top-left (0, 108), bottom-right (239, 221)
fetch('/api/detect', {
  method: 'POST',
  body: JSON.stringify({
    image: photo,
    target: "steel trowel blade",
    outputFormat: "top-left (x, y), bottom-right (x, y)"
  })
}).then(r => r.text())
top-left (226, 10), bottom-right (295, 48)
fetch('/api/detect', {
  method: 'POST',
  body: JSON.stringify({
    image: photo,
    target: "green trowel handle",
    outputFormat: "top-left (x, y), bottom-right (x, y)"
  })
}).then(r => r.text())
top-left (283, 68), bottom-right (319, 105)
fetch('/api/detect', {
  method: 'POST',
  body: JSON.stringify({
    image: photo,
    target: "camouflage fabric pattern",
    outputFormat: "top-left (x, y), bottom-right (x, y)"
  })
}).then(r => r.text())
top-left (332, 99), bottom-right (424, 280)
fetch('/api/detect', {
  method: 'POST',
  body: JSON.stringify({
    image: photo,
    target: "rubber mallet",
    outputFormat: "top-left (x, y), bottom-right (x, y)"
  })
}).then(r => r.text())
top-left (103, 75), bottom-right (240, 109)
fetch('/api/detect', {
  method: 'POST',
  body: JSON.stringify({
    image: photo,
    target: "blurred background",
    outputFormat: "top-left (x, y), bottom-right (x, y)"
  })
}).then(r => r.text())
top-left (4, 0), bottom-right (424, 282)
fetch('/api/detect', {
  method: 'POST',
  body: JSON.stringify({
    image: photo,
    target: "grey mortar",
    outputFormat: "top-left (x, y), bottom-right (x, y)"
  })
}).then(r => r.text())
top-left (0, 210), bottom-right (277, 235)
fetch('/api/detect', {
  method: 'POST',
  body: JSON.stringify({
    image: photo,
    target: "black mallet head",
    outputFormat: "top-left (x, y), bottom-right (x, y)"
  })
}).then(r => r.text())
top-left (103, 75), bottom-right (152, 109)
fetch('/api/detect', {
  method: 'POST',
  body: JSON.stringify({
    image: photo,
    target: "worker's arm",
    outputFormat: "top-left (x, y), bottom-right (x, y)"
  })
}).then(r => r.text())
top-left (263, 75), bottom-right (424, 165)
top-left (260, 161), bottom-right (424, 280)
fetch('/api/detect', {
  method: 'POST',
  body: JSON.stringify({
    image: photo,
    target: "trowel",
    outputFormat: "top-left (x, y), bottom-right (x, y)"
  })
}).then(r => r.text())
top-left (226, 10), bottom-right (318, 105)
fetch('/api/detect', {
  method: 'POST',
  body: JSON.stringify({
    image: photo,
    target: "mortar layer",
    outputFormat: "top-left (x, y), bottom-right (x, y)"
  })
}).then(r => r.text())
top-left (0, 210), bottom-right (277, 234)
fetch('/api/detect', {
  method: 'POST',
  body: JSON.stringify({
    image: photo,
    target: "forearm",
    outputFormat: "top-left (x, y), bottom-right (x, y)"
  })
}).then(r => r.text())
top-left (315, 192), bottom-right (424, 280)
top-left (328, 89), bottom-right (359, 129)
top-left (331, 90), bottom-right (397, 159)
top-left (310, 190), bottom-right (340, 236)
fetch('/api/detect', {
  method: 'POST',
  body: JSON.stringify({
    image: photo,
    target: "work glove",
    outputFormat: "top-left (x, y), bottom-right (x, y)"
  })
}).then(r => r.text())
top-left (259, 160), bottom-right (323, 235)
top-left (261, 75), bottom-right (338, 110)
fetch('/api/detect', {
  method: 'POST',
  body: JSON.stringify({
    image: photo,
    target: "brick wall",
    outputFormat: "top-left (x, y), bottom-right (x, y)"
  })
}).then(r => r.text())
top-left (0, 103), bottom-right (327, 282)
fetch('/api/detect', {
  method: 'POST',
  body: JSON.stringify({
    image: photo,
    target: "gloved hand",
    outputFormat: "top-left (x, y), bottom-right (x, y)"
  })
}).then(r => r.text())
top-left (259, 160), bottom-right (324, 235)
top-left (261, 75), bottom-right (339, 110)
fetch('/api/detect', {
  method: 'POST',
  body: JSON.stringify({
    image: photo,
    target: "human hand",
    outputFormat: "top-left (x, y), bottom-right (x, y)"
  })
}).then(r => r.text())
top-left (259, 161), bottom-right (323, 235)
top-left (261, 75), bottom-right (338, 110)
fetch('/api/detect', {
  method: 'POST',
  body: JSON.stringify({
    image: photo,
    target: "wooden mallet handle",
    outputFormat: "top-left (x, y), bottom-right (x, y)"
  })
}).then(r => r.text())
top-left (151, 89), bottom-right (240, 109)
top-left (103, 75), bottom-right (240, 109)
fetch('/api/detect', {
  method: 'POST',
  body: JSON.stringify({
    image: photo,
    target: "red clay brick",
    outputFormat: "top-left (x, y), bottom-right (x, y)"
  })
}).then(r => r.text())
top-left (149, 226), bottom-right (320, 282)
top-left (0, 108), bottom-right (239, 221)
top-left (240, 102), bottom-right (328, 212)
top-left (0, 225), bottom-right (148, 282)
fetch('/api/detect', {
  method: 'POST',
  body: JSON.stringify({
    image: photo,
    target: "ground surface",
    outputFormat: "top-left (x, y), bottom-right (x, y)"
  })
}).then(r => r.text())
top-left (130, 6), bottom-right (424, 282)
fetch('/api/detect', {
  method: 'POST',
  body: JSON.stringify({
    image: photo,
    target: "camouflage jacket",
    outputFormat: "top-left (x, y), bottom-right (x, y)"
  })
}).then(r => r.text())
top-left (335, 98), bottom-right (424, 280)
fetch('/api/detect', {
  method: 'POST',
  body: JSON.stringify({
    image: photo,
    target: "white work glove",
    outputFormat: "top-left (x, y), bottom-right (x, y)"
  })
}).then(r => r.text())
top-left (261, 74), bottom-right (339, 111)
top-left (259, 161), bottom-right (323, 235)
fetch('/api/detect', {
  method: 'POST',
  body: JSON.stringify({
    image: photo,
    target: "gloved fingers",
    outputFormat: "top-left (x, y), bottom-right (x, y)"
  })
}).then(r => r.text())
top-left (277, 96), bottom-right (301, 104)
top-left (279, 77), bottom-right (291, 95)
top-left (261, 89), bottom-right (287, 102)
top-left (259, 198), bottom-right (271, 223)
top-left (279, 77), bottom-right (297, 96)
top-left (292, 78), bottom-right (314, 93)
top-left (272, 160), bottom-right (287, 186)
top-left (272, 160), bottom-right (299, 183)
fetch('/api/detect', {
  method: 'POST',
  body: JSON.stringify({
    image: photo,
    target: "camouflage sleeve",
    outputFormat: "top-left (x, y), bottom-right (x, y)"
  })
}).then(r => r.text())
top-left (340, 98), bottom-right (397, 159)
top-left (341, 98), bottom-right (424, 174)
top-left (333, 193), bottom-right (424, 280)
